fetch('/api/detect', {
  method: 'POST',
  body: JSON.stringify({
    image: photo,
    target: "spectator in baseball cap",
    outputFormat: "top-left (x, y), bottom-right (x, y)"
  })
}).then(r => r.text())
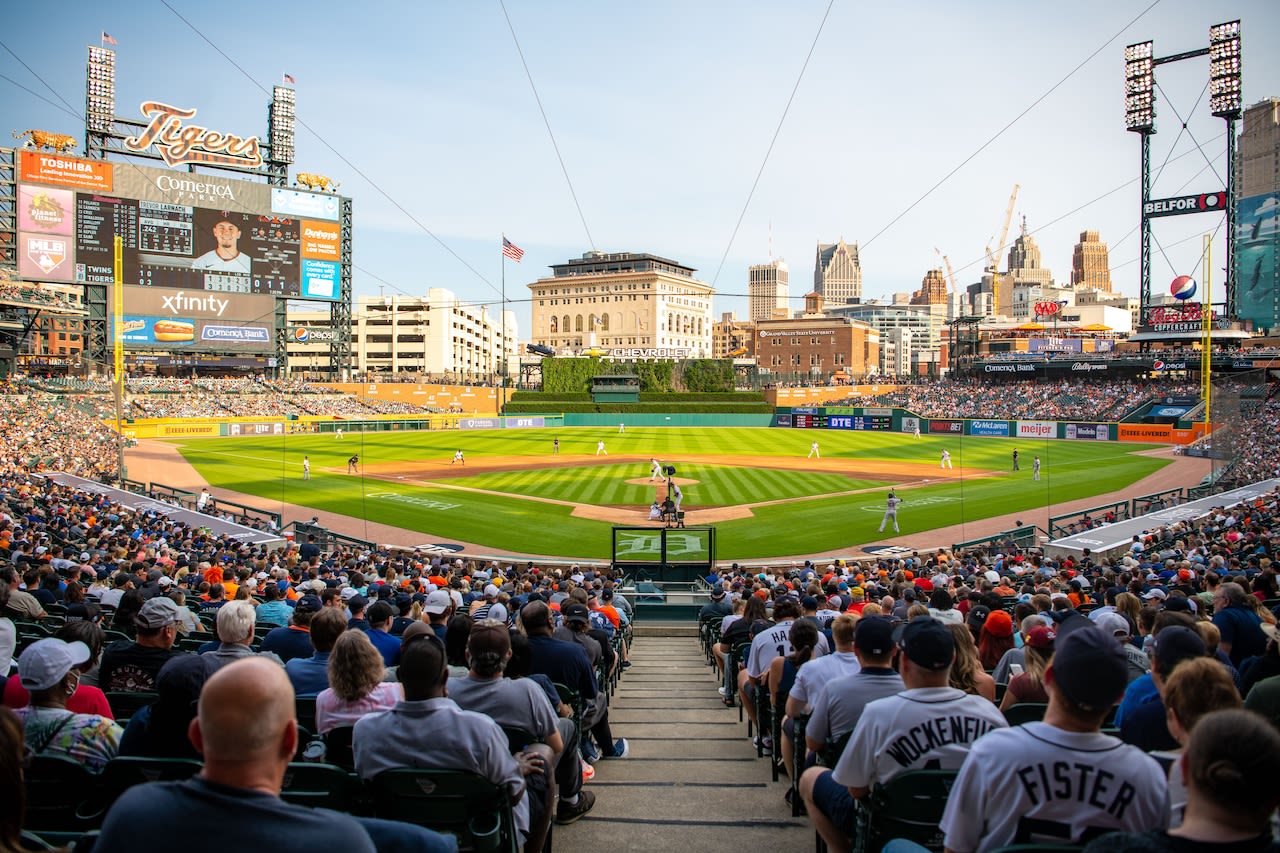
top-left (16, 638), bottom-right (123, 772)
top-left (1119, 626), bottom-right (1207, 753)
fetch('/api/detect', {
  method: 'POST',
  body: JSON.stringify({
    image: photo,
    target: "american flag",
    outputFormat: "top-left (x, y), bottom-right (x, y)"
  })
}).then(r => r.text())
top-left (101, 32), bottom-right (118, 45)
top-left (283, 73), bottom-right (296, 84)
top-left (501, 237), bottom-right (524, 262)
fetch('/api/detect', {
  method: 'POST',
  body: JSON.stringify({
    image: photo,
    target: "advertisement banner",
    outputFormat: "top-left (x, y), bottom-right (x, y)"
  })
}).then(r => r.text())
top-left (1064, 423), bottom-right (1109, 441)
top-left (1028, 337), bottom-right (1083, 353)
top-left (112, 287), bottom-right (276, 352)
top-left (982, 363), bottom-right (1038, 376)
top-left (19, 233), bottom-right (73, 281)
top-left (1151, 406), bottom-right (1191, 418)
top-left (969, 419), bottom-right (1011, 437)
top-left (1118, 423), bottom-right (1172, 442)
top-left (901, 416), bottom-right (919, 435)
top-left (460, 418), bottom-right (501, 430)
top-left (158, 423), bottom-right (219, 437)
top-left (775, 414), bottom-right (793, 427)
top-left (859, 407), bottom-right (893, 416)
top-left (1016, 420), bottom-right (1056, 439)
top-left (226, 422), bottom-right (285, 436)
top-left (929, 420), bottom-right (963, 434)
top-left (272, 188), bottom-right (340, 221)
top-left (827, 415), bottom-right (855, 430)
top-left (503, 417), bottom-right (546, 429)
top-left (1235, 192), bottom-right (1277, 332)
top-left (18, 186), bottom-right (75, 234)
top-left (301, 221), bottom-right (340, 261)
top-left (301, 259), bottom-right (339, 299)
top-left (19, 151), bottom-right (113, 191)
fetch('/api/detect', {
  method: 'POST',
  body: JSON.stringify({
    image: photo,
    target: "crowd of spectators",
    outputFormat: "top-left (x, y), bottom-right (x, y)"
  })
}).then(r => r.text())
top-left (0, 393), bottom-right (122, 481)
top-left (700, 480), bottom-right (1280, 851)
top-left (850, 377), bottom-right (1203, 421)
top-left (0, 468), bottom-right (640, 849)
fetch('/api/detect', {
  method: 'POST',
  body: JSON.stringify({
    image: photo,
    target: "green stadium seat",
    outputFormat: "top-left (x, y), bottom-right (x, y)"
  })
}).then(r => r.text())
top-left (100, 756), bottom-right (201, 808)
top-left (25, 755), bottom-right (103, 831)
top-left (854, 769), bottom-right (957, 853)
top-left (369, 769), bottom-right (520, 853)
top-left (1003, 703), bottom-right (1049, 726)
top-left (279, 762), bottom-right (361, 812)
top-left (105, 692), bottom-right (158, 721)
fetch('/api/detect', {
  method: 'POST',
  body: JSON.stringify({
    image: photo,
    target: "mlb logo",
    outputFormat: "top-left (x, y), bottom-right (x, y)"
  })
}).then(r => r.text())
top-left (26, 236), bottom-right (68, 275)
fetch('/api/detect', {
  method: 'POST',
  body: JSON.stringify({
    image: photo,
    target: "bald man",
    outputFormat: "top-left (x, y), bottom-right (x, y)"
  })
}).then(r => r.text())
top-left (96, 657), bottom-right (456, 853)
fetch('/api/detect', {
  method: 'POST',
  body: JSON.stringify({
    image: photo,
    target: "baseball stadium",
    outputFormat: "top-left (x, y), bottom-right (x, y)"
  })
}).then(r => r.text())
top-left (3, 9), bottom-right (1280, 853)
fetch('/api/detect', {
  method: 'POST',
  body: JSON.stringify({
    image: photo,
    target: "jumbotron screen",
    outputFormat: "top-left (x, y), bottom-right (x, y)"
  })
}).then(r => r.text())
top-left (16, 152), bottom-right (342, 301)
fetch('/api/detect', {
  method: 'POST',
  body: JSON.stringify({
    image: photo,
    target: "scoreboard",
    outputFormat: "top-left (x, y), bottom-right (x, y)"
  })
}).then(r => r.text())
top-left (792, 413), bottom-right (827, 428)
top-left (828, 414), bottom-right (892, 430)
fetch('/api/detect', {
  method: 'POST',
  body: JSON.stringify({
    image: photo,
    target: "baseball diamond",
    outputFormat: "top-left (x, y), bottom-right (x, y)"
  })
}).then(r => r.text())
top-left (157, 426), bottom-right (1174, 560)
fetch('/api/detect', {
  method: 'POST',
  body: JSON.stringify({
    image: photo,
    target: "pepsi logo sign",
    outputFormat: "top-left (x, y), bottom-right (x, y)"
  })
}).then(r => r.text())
top-left (1170, 276), bottom-right (1197, 301)
top-left (292, 327), bottom-right (310, 343)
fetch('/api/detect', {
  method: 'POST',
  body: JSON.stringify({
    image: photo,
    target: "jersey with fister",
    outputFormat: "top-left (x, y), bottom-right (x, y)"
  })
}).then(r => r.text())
top-left (939, 722), bottom-right (1170, 853)
top-left (831, 686), bottom-right (1007, 789)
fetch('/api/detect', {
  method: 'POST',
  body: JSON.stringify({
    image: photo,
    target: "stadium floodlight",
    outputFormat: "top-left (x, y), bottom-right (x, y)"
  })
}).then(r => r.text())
top-left (1208, 20), bottom-right (1242, 119)
top-left (1124, 41), bottom-right (1155, 132)
top-left (86, 45), bottom-right (116, 134)
top-left (269, 85), bottom-right (296, 164)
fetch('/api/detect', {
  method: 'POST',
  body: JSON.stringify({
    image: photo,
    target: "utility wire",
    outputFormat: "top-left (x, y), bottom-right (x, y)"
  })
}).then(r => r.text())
top-left (860, 0), bottom-right (1163, 251)
top-left (498, 0), bottom-right (595, 251)
top-left (709, 0), bottom-right (835, 288)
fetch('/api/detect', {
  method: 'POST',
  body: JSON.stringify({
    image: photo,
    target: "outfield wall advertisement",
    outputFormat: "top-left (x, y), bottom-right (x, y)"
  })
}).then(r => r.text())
top-left (1016, 420), bottom-right (1056, 439)
top-left (1064, 423), bottom-right (1110, 440)
top-left (968, 420), bottom-right (1011, 437)
top-left (110, 286), bottom-right (275, 352)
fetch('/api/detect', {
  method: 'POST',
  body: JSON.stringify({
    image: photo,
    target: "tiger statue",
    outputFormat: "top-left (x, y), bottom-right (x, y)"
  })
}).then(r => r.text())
top-left (295, 172), bottom-right (339, 192)
top-left (12, 130), bottom-right (78, 153)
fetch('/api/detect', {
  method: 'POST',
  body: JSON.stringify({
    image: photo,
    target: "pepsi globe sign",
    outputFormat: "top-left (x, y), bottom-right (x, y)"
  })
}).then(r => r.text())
top-left (1170, 275), bottom-right (1197, 301)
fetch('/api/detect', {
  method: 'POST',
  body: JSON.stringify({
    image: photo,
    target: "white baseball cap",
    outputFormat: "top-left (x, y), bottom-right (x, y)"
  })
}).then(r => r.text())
top-left (424, 590), bottom-right (452, 615)
top-left (483, 584), bottom-right (500, 599)
top-left (340, 587), bottom-right (359, 601)
top-left (19, 639), bottom-right (90, 692)
top-left (1095, 612), bottom-right (1131, 638)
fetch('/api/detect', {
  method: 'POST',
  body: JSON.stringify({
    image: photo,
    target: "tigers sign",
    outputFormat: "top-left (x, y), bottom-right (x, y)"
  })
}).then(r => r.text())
top-left (124, 101), bottom-right (263, 170)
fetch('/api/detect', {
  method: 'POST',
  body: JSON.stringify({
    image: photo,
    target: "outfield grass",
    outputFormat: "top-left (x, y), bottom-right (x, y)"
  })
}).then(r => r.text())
top-left (456, 463), bottom-right (886, 507)
top-left (172, 427), bottom-right (1171, 559)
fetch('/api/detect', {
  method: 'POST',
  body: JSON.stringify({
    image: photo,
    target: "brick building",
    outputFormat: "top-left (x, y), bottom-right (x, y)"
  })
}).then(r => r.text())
top-left (754, 315), bottom-right (879, 382)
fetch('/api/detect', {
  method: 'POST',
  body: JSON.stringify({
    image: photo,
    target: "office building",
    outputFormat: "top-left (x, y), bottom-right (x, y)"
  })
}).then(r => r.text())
top-left (813, 239), bottom-right (863, 306)
top-left (1236, 98), bottom-right (1280, 332)
top-left (528, 251), bottom-right (714, 356)
top-left (748, 259), bottom-right (789, 322)
top-left (1071, 230), bottom-right (1113, 292)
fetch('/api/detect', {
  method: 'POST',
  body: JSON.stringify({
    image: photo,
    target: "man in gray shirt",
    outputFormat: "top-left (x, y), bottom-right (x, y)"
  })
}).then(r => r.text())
top-left (449, 621), bottom-right (588, 835)
top-left (353, 631), bottom-right (543, 845)
top-left (804, 617), bottom-right (905, 753)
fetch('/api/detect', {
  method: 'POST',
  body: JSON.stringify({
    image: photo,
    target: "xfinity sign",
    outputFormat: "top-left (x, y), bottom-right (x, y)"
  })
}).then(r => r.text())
top-left (1143, 192), bottom-right (1227, 218)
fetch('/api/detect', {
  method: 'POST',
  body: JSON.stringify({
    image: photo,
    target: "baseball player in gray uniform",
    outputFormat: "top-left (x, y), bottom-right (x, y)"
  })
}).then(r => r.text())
top-left (878, 490), bottom-right (902, 533)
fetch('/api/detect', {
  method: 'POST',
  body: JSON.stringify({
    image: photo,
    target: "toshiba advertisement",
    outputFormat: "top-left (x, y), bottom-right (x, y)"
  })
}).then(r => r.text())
top-left (110, 287), bottom-right (274, 352)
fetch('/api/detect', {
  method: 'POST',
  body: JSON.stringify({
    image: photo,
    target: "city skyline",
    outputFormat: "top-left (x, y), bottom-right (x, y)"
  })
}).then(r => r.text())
top-left (1, 0), bottom-right (1277, 340)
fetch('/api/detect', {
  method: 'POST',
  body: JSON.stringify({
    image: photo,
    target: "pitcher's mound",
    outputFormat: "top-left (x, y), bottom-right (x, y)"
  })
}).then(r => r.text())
top-left (624, 477), bottom-right (700, 487)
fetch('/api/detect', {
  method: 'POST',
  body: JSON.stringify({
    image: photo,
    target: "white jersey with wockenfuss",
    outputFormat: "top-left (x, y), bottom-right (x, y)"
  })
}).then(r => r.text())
top-left (939, 722), bottom-right (1170, 853)
top-left (831, 687), bottom-right (1007, 790)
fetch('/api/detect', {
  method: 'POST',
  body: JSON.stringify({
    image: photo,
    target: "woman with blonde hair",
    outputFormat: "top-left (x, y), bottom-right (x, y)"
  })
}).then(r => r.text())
top-left (1000, 625), bottom-right (1054, 711)
top-left (947, 623), bottom-right (996, 702)
top-left (1114, 592), bottom-right (1142, 635)
top-left (314, 630), bottom-right (402, 733)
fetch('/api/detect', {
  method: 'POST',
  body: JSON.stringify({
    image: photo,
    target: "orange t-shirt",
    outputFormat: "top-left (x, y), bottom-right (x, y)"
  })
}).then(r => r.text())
top-left (595, 605), bottom-right (621, 629)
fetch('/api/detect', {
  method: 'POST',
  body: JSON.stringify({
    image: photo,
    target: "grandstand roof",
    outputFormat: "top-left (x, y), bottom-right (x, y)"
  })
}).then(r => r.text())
top-left (1045, 477), bottom-right (1280, 559)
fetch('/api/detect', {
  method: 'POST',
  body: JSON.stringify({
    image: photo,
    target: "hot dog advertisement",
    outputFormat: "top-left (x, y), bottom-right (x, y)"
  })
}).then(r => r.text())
top-left (112, 287), bottom-right (274, 351)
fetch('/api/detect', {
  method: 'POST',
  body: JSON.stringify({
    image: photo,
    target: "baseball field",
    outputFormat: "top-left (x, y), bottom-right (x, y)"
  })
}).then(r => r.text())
top-left (169, 427), bottom-right (1171, 560)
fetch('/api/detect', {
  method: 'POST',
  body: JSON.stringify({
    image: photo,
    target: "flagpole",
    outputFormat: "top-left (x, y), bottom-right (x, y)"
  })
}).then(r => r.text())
top-left (500, 233), bottom-right (507, 417)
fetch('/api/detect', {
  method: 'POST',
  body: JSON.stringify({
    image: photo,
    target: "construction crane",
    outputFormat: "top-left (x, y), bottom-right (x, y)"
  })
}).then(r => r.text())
top-left (934, 247), bottom-right (959, 294)
top-left (984, 184), bottom-right (1020, 314)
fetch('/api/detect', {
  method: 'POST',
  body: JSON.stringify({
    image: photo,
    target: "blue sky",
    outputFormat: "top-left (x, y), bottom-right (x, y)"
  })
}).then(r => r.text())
top-left (3, 1), bottom-right (1277, 337)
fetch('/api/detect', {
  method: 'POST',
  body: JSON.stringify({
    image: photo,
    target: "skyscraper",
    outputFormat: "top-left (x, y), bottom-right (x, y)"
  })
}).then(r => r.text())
top-left (1071, 230), bottom-right (1113, 292)
top-left (814, 239), bottom-right (862, 306)
top-left (910, 269), bottom-right (948, 305)
top-left (1006, 218), bottom-right (1053, 289)
top-left (748, 258), bottom-right (789, 322)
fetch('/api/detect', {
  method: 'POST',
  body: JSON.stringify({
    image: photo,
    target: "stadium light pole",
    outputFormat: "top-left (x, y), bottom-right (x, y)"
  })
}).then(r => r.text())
top-left (1124, 40), bottom-right (1155, 324)
top-left (1208, 20), bottom-right (1242, 318)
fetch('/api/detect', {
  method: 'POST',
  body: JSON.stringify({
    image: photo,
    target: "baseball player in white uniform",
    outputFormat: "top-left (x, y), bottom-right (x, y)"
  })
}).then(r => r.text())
top-left (596, 440), bottom-right (608, 456)
top-left (941, 449), bottom-right (953, 469)
top-left (650, 458), bottom-right (663, 481)
top-left (335, 428), bottom-right (343, 440)
top-left (671, 483), bottom-right (683, 512)
top-left (451, 450), bottom-right (465, 465)
top-left (808, 440), bottom-right (820, 459)
top-left (618, 422), bottom-right (625, 434)
top-left (879, 490), bottom-right (902, 533)
top-left (1033, 456), bottom-right (1041, 481)
top-left (939, 626), bottom-right (1169, 852)
top-left (913, 421), bottom-right (921, 438)
top-left (302, 456), bottom-right (310, 480)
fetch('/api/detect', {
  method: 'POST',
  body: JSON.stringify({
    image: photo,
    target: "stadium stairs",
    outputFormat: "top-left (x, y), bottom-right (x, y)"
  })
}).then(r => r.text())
top-left (557, 625), bottom-right (809, 852)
